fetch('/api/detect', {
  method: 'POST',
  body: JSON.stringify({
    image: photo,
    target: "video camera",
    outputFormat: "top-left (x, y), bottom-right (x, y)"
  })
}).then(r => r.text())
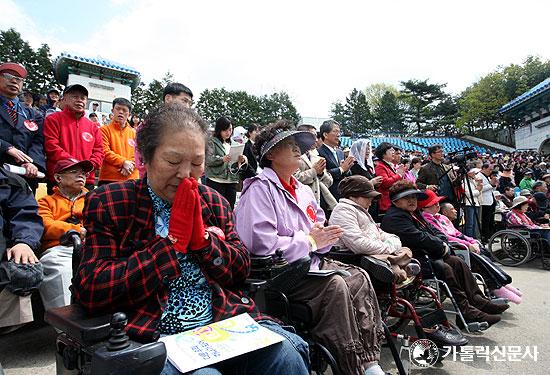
top-left (447, 147), bottom-right (477, 166)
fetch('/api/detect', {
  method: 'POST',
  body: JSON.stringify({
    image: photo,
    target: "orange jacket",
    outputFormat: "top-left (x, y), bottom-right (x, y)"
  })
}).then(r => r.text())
top-left (38, 187), bottom-right (87, 251)
top-left (99, 121), bottom-right (139, 182)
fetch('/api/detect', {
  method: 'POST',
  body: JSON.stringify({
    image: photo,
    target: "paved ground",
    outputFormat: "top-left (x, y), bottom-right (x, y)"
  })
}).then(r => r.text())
top-left (0, 262), bottom-right (548, 375)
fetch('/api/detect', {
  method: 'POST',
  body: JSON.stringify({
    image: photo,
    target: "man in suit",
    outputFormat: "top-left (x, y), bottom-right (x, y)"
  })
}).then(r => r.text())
top-left (0, 62), bottom-right (45, 192)
top-left (317, 120), bottom-right (355, 201)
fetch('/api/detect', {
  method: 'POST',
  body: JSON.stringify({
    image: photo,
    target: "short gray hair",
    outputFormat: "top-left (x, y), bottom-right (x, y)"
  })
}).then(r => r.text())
top-left (137, 104), bottom-right (209, 164)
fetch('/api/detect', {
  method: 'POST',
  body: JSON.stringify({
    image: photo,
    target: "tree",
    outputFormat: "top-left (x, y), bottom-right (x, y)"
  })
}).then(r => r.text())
top-left (330, 102), bottom-right (347, 127)
top-left (432, 95), bottom-right (459, 133)
top-left (373, 91), bottom-right (405, 134)
top-left (456, 55), bottom-right (550, 134)
top-left (330, 88), bottom-right (372, 136)
top-left (0, 28), bottom-right (60, 94)
top-left (195, 88), bottom-right (300, 127)
top-left (131, 72), bottom-right (173, 115)
top-left (400, 79), bottom-right (447, 134)
top-left (363, 83), bottom-right (400, 109)
top-left (345, 89), bottom-right (372, 135)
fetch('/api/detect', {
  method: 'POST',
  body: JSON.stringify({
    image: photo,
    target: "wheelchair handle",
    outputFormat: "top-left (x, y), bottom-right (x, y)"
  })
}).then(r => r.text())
top-left (60, 230), bottom-right (82, 250)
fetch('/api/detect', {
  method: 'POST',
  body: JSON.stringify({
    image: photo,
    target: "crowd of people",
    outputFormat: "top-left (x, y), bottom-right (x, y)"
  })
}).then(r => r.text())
top-left (1, 60), bottom-right (549, 375)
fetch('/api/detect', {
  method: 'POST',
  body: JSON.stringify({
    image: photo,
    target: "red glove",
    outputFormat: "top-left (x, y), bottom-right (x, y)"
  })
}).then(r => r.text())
top-left (168, 178), bottom-right (196, 253)
top-left (189, 182), bottom-right (210, 251)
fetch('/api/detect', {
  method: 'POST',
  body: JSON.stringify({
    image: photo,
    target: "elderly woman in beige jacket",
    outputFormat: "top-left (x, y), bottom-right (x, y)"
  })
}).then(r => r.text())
top-left (293, 125), bottom-right (338, 213)
top-left (329, 175), bottom-right (415, 282)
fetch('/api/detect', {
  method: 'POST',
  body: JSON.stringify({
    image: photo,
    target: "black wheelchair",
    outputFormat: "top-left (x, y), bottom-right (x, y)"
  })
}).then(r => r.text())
top-left (488, 225), bottom-right (550, 269)
top-left (248, 250), bottom-right (407, 375)
top-left (45, 230), bottom-right (169, 374)
top-left (46, 234), bottom-right (356, 374)
top-left (327, 248), bottom-right (468, 345)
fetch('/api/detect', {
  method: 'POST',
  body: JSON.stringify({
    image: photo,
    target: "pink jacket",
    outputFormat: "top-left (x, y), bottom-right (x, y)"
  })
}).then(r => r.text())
top-left (422, 211), bottom-right (476, 248)
top-left (506, 210), bottom-right (540, 229)
top-left (234, 167), bottom-right (328, 270)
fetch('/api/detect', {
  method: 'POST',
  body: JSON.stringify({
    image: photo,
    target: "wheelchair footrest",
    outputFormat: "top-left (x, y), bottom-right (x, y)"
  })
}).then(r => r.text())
top-left (419, 308), bottom-right (447, 328)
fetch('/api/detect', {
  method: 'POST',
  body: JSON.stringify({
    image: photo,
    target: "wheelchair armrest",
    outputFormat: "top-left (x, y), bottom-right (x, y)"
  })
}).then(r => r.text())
top-left (269, 256), bottom-right (311, 293)
top-left (325, 249), bottom-right (362, 266)
top-left (45, 304), bottom-right (112, 345)
top-left (448, 241), bottom-right (468, 250)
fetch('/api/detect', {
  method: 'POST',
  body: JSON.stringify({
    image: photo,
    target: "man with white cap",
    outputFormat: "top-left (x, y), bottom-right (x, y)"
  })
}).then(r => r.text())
top-left (0, 62), bottom-right (45, 192)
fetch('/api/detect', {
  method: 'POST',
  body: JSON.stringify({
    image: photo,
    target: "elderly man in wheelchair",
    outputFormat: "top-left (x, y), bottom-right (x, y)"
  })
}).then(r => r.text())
top-left (418, 194), bottom-right (522, 305)
top-left (380, 181), bottom-right (508, 329)
top-left (486, 195), bottom-right (550, 270)
top-left (46, 106), bottom-right (310, 375)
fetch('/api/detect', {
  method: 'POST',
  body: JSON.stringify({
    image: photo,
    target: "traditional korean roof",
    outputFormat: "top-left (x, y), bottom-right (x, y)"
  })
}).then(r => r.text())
top-left (54, 52), bottom-right (140, 89)
top-left (499, 77), bottom-right (550, 114)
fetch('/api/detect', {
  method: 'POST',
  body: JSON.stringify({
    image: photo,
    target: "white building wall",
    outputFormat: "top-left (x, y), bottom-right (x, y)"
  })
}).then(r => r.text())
top-left (67, 74), bottom-right (131, 114)
top-left (515, 118), bottom-right (550, 150)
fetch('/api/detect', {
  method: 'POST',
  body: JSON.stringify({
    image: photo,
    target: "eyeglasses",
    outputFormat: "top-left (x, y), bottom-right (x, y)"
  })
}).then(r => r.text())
top-left (1, 72), bottom-right (24, 84)
top-left (62, 169), bottom-right (90, 177)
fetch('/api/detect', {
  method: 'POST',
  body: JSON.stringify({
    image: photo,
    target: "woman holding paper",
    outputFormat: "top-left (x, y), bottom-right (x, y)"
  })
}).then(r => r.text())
top-left (235, 121), bottom-right (388, 375)
top-left (72, 104), bottom-right (309, 375)
top-left (205, 116), bottom-right (247, 208)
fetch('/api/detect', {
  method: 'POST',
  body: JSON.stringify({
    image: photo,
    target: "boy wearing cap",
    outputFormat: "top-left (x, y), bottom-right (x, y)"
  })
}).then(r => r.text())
top-left (0, 168), bottom-right (43, 334)
top-left (44, 84), bottom-right (104, 193)
top-left (37, 158), bottom-right (92, 309)
top-left (98, 98), bottom-right (138, 184)
top-left (0, 62), bottom-right (45, 192)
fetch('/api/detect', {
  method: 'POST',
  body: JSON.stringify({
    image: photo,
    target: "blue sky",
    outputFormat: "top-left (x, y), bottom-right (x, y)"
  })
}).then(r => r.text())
top-left (3, 0), bottom-right (550, 117)
top-left (17, 0), bottom-right (121, 43)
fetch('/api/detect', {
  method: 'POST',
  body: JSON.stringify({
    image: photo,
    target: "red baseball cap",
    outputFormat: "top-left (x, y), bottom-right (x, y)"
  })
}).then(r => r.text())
top-left (54, 158), bottom-right (94, 174)
top-left (417, 189), bottom-right (446, 209)
top-left (0, 62), bottom-right (28, 78)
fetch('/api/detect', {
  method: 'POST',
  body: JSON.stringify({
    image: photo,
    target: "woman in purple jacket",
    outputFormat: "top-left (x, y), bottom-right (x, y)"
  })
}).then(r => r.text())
top-left (234, 120), bottom-right (387, 375)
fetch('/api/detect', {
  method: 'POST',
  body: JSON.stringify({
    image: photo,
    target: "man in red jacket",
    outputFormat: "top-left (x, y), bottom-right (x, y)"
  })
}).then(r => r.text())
top-left (44, 84), bottom-right (104, 193)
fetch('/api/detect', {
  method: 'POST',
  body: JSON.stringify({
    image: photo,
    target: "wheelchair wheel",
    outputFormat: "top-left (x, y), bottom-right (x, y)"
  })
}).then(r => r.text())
top-left (488, 230), bottom-right (532, 267)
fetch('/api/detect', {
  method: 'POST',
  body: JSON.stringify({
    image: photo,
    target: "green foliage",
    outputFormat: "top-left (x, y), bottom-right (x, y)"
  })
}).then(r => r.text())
top-left (363, 83), bottom-right (400, 109)
top-left (373, 91), bottom-right (405, 134)
top-left (457, 56), bottom-right (550, 133)
top-left (400, 79), bottom-right (447, 134)
top-left (195, 88), bottom-right (300, 127)
top-left (0, 28), bottom-right (60, 94)
top-left (330, 88), bottom-right (372, 135)
top-left (131, 72), bottom-right (173, 115)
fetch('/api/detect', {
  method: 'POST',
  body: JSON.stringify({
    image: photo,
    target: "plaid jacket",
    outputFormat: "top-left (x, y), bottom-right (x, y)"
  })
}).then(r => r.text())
top-left (73, 178), bottom-right (265, 342)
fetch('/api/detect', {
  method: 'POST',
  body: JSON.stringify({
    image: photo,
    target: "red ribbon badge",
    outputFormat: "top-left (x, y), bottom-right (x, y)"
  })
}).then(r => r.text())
top-left (81, 132), bottom-right (93, 142)
top-left (24, 120), bottom-right (38, 131)
top-left (306, 204), bottom-right (317, 222)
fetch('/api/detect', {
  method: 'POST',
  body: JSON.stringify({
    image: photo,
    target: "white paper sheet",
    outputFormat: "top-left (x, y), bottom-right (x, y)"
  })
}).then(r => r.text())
top-left (229, 143), bottom-right (245, 164)
top-left (159, 313), bottom-right (284, 373)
